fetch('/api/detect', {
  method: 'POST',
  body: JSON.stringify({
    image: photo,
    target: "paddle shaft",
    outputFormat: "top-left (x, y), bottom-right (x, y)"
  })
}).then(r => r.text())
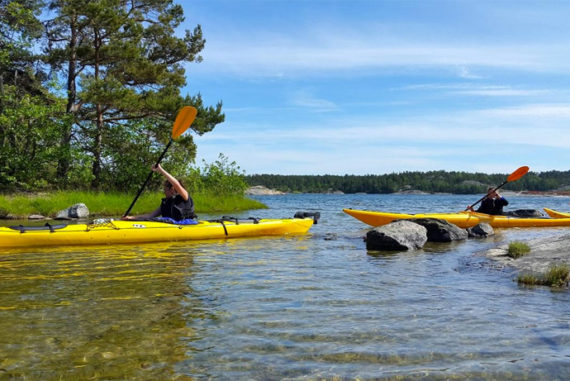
top-left (123, 139), bottom-right (173, 217)
top-left (467, 180), bottom-right (508, 210)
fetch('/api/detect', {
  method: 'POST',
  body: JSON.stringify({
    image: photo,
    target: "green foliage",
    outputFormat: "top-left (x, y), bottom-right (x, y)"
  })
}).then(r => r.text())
top-left (246, 170), bottom-right (570, 194)
top-left (0, 0), bottom-right (44, 75)
top-left (186, 154), bottom-right (249, 196)
top-left (0, 189), bottom-right (265, 218)
top-left (193, 193), bottom-right (266, 213)
top-left (0, 84), bottom-right (69, 190)
top-left (44, 0), bottom-right (211, 188)
top-left (507, 241), bottom-right (531, 259)
top-left (518, 264), bottom-right (569, 288)
top-left (0, 1), bottom-right (226, 191)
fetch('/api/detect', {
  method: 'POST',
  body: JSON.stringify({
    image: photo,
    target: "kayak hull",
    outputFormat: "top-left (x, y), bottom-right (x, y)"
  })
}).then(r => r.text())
top-left (0, 218), bottom-right (314, 249)
top-left (343, 208), bottom-right (570, 229)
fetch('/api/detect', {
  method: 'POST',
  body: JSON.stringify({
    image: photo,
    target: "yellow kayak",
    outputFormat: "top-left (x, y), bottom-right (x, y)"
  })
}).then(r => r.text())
top-left (543, 208), bottom-right (570, 218)
top-left (343, 208), bottom-right (570, 229)
top-left (0, 216), bottom-right (316, 249)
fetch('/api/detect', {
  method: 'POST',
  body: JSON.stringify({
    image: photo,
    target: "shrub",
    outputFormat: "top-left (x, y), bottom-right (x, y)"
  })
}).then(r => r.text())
top-left (184, 153), bottom-right (248, 196)
top-left (507, 241), bottom-right (531, 258)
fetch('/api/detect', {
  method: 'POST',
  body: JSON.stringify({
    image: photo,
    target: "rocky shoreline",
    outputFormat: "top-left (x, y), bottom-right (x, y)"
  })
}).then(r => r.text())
top-left (0, 203), bottom-right (90, 221)
top-left (484, 232), bottom-right (570, 275)
top-left (365, 217), bottom-right (570, 287)
top-left (245, 186), bottom-right (285, 195)
top-left (245, 187), bottom-right (570, 197)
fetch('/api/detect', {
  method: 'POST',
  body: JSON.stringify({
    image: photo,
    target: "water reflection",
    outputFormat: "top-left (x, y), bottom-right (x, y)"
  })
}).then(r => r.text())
top-left (0, 243), bottom-right (206, 379)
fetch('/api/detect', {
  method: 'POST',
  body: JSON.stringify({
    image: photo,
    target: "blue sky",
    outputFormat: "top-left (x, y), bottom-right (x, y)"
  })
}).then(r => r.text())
top-left (180, 0), bottom-right (570, 175)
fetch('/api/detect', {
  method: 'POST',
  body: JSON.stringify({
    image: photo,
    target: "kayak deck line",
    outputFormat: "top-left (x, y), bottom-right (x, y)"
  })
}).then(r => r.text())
top-left (9, 223), bottom-right (69, 233)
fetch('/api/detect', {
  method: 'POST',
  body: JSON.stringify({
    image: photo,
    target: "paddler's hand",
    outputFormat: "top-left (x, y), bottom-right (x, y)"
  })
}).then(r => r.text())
top-left (151, 164), bottom-right (165, 174)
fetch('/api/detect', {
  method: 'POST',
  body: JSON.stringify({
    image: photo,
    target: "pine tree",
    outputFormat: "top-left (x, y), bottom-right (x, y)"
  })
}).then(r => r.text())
top-left (44, 0), bottom-right (223, 188)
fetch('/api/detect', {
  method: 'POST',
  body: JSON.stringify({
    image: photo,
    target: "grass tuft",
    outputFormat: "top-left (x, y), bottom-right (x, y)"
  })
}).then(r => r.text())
top-left (517, 264), bottom-right (570, 287)
top-left (507, 241), bottom-right (531, 259)
top-left (544, 265), bottom-right (570, 287)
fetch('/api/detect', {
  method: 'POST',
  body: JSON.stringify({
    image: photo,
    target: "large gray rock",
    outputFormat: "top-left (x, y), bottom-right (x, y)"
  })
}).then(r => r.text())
top-left (407, 218), bottom-right (468, 242)
top-left (366, 220), bottom-right (428, 251)
top-left (467, 223), bottom-right (494, 238)
top-left (55, 203), bottom-right (89, 219)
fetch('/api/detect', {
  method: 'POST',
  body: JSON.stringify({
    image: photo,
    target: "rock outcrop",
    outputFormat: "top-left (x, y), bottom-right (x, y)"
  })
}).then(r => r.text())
top-left (466, 223), bottom-right (494, 238)
top-left (246, 186), bottom-right (285, 195)
top-left (55, 203), bottom-right (89, 220)
top-left (485, 233), bottom-right (570, 274)
top-left (366, 220), bottom-right (428, 251)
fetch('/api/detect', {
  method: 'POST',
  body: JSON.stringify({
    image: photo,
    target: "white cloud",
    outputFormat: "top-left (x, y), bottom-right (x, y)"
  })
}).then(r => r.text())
top-left (195, 102), bottom-right (570, 175)
top-left (193, 26), bottom-right (570, 77)
top-left (478, 104), bottom-right (570, 117)
top-left (289, 89), bottom-right (337, 111)
top-left (457, 66), bottom-right (483, 79)
top-left (398, 83), bottom-right (551, 97)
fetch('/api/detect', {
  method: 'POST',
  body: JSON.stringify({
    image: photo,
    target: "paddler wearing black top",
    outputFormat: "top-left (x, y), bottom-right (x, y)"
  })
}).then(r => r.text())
top-left (467, 187), bottom-right (509, 215)
top-left (122, 164), bottom-right (196, 221)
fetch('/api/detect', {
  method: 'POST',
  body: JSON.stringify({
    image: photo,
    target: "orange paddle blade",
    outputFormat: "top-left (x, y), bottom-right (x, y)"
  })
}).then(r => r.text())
top-left (172, 106), bottom-right (197, 139)
top-left (507, 166), bottom-right (529, 182)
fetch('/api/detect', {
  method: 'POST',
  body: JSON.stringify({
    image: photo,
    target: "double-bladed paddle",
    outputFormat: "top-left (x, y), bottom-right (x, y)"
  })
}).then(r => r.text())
top-left (123, 106), bottom-right (198, 217)
top-left (466, 166), bottom-right (529, 211)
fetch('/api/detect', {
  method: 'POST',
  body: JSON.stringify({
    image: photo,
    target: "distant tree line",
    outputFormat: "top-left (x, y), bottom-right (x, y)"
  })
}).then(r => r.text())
top-left (246, 170), bottom-right (570, 194)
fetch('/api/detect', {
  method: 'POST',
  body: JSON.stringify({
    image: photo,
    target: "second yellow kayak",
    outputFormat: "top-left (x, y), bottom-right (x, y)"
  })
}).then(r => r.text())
top-left (343, 208), bottom-right (570, 229)
top-left (543, 208), bottom-right (570, 218)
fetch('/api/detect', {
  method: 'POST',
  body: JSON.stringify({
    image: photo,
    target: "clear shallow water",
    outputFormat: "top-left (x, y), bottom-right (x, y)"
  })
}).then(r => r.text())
top-left (1, 194), bottom-right (570, 380)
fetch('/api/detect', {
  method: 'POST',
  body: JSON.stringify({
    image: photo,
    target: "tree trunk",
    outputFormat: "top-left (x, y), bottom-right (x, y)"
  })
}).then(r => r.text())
top-left (91, 103), bottom-right (103, 189)
top-left (56, 14), bottom-right (78, 183)
top-left (91, 30), bottom-right (102, 189)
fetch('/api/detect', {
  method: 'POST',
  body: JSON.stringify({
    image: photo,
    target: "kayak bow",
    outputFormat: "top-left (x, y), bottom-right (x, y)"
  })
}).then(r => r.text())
top-left (543, 208), bottom-right (570, 218)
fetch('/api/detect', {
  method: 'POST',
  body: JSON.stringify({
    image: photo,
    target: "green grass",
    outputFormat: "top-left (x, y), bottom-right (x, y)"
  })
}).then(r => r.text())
top-left (518, 264), bottom-right (570, 287)
top-left (0, 191), bottom-right (267, 218)
top-left (507, 241), bottom-right (531, 259)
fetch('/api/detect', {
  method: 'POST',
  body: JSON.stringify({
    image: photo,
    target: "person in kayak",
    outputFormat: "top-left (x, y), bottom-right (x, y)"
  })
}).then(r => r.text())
top-left (467, 187), bottom-right (509, 215)
top-left (122, 164), bottom-right (196, 221)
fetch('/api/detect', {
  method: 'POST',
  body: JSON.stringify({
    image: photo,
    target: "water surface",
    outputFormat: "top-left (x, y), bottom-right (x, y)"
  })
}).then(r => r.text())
top-left (1, 194), bottom-right (569, 379)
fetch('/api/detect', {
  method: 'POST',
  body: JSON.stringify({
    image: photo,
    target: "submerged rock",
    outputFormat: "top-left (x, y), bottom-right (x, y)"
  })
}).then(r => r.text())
top-left (467, 223), bottom-right (494, 238)
top-left (366, 220), bottom-right (427, 251)
top-left (323, 233), bottom-right (338, 241)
